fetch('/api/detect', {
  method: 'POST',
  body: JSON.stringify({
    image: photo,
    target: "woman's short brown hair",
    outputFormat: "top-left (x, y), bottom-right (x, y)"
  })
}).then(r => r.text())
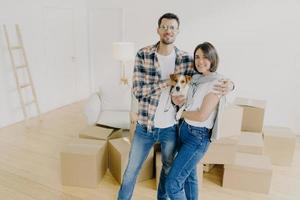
top-left (193, 42), bottom-right (219, 73)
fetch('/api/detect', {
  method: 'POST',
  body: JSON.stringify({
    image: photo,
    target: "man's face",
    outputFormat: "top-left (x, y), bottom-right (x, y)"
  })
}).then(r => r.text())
top-left (157, 18), bottom-right (179, 45)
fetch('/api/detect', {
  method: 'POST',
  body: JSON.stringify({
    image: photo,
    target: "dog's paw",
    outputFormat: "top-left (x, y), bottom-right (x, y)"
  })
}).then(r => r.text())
top-left (176, 110), bottom-right (183, 121)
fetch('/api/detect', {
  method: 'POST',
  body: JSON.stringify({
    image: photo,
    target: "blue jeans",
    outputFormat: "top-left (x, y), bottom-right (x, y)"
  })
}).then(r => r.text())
top-left (118, 123), bottom-right (177, 200)
top-left (166, 121), bottom-right (211, 200)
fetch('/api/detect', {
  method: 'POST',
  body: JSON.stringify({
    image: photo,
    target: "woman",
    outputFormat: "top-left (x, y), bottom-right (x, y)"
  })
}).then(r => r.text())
top-left (166, 42), bottom-right (224, 200)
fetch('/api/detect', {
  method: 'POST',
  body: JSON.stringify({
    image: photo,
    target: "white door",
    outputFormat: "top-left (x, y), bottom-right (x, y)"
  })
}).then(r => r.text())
top-left (44, 7), bottom-right (78, 109)
top-left (88, 8), bottom-right (122, 91)
top-left (88, 8), bottom-right (132, 112)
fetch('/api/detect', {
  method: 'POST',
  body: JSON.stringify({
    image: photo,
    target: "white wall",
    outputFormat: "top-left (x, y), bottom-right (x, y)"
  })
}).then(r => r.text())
top-left (87, 0), bottom-right (300, 134)
top-left (1, 0), bottom-right (299, 134)
top-left (0, 0), bottom-right (90, 127)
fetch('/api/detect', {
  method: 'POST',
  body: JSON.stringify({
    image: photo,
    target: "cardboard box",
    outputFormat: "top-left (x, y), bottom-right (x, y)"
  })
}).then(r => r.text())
top-left (79, 126), bottom-right (124, 168)
top-left (218, 104), bottom-right (243, 138)
top-left (60, 138), bottom-right (108, 188)
top-left (109, 137), bottom-right (154, 184)
top-left (79, 125), bottom-right (123, 141)
top-left (263, 126), bottom-right (296, 165)
top-left (223, 153), bottom-right (272, 193)
top-left (154, 143), bottom-right (161, 154)
top-left (202, 137), bottom-right (238, 164)
top-left (155, 152), bottom-right (203, 189)
top-left (234, 97), bottom-right (266, 132)
top-left (197, 163), bottom-right (203, 186)
top-left (237, 132), bottom-right (264, 154)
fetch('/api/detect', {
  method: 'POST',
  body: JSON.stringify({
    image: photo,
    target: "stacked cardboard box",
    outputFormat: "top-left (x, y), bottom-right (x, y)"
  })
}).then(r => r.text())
top-left (109, 137), bottom-right (154, 184)
top-left (197, 163), bottom-right (204, 189)
top-left (237, 131), bottom-right (264, 154)
top-left (202, 136), bottom-right (238, 164)
top-left (234, 97), bottom-right (266, 132)
top-left (79, 125), bottom-right (123, 141)
top-left (79, 125), bottom-right (124, 169)
top-left (60, 138), bottom-right (108, 188)
top-left (220, 97), bottom-right (273, 193)
top-left (201, 104), bottom-right (243, 165)
top-left (223, 153), bottom-right (272, 193)
top-left (217, 104), bottom-right (243, 138)
top-left (263, 126), bottom-right (296, 165)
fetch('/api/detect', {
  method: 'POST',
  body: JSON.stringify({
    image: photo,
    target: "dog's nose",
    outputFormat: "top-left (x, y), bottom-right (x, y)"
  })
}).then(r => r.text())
top-left (176, 86), bottom-right (180, 91)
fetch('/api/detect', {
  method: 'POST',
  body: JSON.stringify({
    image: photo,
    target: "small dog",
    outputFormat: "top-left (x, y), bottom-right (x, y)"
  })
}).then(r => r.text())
top-left (170, 74), bottom-right (192, 121)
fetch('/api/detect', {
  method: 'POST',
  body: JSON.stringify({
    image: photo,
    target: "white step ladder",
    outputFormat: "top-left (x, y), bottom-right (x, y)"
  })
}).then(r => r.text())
top-left (3, 24), bottom-right (41, 122)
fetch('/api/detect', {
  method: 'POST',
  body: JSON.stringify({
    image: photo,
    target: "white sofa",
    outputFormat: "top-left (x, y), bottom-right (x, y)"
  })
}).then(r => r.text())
top-left (84, 86), bottom-right (138, 130)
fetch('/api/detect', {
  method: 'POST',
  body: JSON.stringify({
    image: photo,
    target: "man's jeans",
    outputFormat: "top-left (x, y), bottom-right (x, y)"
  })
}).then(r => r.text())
top-left (118, 123), bottom-right (177, 200)
top-left (166, 121), bottom-right (211, 200)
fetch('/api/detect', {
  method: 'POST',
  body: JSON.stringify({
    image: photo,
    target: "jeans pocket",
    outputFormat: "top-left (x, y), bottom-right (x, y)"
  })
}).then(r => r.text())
top-left (188, 126), bottom-right (205, 141)
top-left (188, 125), bottom-right (211, 143)
top-left (135, 123), bottom-right (150, 137)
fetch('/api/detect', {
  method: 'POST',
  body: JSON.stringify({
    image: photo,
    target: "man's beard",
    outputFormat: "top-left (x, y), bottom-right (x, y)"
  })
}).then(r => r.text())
top-left (161, 37), bottom-right (174, 45)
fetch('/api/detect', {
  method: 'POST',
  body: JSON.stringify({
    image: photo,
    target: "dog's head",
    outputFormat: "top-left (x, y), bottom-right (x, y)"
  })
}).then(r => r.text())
top-left (170, 74), bottom-right (192, 96)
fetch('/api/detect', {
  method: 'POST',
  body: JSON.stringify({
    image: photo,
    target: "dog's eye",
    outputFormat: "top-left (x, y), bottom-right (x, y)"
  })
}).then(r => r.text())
top-left (181, 80), bottom-right (185, 84)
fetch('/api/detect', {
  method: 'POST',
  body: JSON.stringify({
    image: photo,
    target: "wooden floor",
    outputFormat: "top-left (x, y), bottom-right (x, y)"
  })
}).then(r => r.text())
top-left (0, 101), bottom-right (299, 200)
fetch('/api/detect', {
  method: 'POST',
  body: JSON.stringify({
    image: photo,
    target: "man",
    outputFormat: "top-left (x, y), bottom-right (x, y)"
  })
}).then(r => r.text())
top-left (118, 13), bottom-right (232, 200)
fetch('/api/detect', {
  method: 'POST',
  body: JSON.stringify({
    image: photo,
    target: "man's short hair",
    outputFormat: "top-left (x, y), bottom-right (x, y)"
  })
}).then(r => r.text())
top-left (158, 13), bottom-right (180, 27)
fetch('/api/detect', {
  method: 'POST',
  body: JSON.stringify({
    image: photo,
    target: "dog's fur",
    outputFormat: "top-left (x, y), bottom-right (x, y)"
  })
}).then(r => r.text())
top-left (170, 74), bottom-right (192, 121)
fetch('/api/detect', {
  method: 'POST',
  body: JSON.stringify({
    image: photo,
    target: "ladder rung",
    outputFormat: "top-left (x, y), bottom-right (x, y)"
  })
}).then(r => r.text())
top-left (20, 83), bottom-right (31, 89)
top-left (16, 64), bottom-right (27, 69)
top-left (10, 46), bottom-right (22, 50)
top-left (24, 100), bottom-right (35, 106)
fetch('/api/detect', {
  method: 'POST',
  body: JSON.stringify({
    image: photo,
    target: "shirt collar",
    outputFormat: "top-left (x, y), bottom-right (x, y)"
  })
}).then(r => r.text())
top-left (150, 41), bottom-right (183, 60)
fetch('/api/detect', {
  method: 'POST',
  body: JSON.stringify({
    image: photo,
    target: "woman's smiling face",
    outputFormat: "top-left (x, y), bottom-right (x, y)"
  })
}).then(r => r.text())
top-left (194, 49), bottom-right (211, 75)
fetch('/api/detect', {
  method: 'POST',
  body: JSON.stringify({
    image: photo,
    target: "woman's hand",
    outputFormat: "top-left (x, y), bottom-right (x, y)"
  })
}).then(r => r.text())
top-left (171, 95), bottom-right (186, 106)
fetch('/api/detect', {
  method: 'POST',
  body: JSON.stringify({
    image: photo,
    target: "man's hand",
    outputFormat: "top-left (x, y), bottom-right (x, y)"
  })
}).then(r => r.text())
top-left (171, 95), bottom-right (186, 106)
top-left (213, 79), bottom-right (234, 96)
top-left (130, 112), bottom-right (138, 124)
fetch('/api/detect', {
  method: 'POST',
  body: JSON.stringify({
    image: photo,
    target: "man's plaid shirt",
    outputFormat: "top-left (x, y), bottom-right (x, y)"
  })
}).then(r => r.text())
top-left (132, 42), bottom-right (195, 132)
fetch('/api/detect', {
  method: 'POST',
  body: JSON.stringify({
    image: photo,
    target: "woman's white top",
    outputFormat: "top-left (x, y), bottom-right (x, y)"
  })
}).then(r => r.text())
top-left (185, 80), bottom-right (220, 129)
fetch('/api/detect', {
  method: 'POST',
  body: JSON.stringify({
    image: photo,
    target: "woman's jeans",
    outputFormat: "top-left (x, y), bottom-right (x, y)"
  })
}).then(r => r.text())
top-left (118, 123), bottom-right (178, 200)
top-left (166, 121), bottom-right (211, 200)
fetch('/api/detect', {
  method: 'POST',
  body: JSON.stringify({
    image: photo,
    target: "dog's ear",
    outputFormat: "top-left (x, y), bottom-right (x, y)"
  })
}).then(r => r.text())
top-left (169, 74), bottom-right (177, 86)
top-left (186, 75), bottom-right (192, 83)
top-left (170, 74), bottom-right (177, 81)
